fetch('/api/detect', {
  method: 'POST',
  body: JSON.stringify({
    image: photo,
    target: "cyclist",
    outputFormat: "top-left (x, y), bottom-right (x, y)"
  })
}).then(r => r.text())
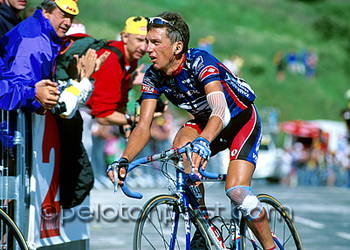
top-left (108, 11), bottom-right (276, 250)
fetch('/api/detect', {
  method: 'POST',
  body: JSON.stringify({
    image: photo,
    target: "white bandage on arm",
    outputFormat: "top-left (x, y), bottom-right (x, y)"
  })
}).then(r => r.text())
top-left (207, 91), bottom-right (231, 128)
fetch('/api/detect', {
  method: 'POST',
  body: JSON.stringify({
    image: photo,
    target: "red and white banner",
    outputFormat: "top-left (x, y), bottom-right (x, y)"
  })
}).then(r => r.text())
top-left (27, 112), bottom-right (89, 248)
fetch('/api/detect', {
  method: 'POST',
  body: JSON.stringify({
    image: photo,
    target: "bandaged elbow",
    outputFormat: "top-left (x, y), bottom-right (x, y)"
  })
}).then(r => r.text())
top-left (207, 91), bottom-right (231, 128)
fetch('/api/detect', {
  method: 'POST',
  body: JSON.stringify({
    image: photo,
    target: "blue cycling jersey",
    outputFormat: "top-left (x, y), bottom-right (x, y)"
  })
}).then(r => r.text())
top-left (141, 48), bottom-right (256, 120)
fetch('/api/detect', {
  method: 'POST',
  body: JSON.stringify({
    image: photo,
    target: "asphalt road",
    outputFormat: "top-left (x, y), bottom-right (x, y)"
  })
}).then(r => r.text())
top-left (88, 179), bottom-right (350, 250)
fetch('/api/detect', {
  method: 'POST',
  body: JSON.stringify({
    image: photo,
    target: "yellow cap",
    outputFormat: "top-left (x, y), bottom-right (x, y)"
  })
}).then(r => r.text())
top-left (123, 16), bottom-right (147, 35)
top-left (54, 0), bottom-right (79, 16)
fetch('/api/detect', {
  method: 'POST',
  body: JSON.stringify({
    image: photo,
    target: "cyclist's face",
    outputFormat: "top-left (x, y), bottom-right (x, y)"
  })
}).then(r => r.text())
top-left (146, 27), bottom-right (177, 75)
top-left (123, 33), bottom-right (147, 61)
top-left (42, 7), bottom-right (74, 38)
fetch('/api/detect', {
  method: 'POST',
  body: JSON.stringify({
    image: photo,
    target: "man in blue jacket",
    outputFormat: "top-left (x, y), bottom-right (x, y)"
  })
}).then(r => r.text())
top-left (0, 0), bottom-right (78, 113)
top-left (0, 0), bottom-right (79, 153)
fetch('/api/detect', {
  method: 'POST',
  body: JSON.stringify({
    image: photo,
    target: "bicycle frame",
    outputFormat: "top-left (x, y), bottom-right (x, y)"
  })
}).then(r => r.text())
top-left (116, 144), bottom-right (227, 249)
top-left (117, 143), bottom-right (298, 250)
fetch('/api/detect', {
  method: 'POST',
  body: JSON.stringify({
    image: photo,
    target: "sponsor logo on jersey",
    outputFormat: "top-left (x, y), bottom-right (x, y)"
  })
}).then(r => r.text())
top-left (141, 84), bottom-right (157, 94)
top-left (198, 66), bottom-right (219, 82)
top-left (192, 56), bottom-right (204, 74)
top-left (231, 149), bottom-right (238, 158)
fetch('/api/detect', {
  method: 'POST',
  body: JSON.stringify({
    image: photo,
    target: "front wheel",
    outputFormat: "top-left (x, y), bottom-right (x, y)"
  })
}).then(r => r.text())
top-left (240, 194), bottom-right (303, 250)
top-left (0, 208), bottom-right (29, 250)
top-left (133, 194), bottom-right (212, 250)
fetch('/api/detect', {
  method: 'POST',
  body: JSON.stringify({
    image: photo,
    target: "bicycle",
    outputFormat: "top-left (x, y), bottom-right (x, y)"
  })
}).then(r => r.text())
top-left (112, 143), bottom-right (303, 250)
top-left (0, 208), bottom-right (28, 250)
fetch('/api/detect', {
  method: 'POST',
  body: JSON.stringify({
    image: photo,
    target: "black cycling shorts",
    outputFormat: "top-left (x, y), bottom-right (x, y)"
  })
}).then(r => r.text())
top-left (182, 104), bottom-right (262, 166)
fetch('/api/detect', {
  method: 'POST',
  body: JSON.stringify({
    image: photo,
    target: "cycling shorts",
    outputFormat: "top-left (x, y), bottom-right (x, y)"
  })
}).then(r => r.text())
top-left (182, 104), bottom-right (262, 166)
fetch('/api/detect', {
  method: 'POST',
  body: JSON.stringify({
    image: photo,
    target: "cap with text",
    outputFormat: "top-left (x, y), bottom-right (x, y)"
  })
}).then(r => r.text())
top-left (53, 0), bottom-right (79, 15)
top-left (123, 16), bottom-right (147, 35)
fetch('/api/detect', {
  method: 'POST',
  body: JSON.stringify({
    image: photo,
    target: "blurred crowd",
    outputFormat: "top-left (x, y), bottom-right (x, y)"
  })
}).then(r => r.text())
top-left (278, 135), bottom-right (350, 188)
top-left (273, 47), bottom-right (318, 82)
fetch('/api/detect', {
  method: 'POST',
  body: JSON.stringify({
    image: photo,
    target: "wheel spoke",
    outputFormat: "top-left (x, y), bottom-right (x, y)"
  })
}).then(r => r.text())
top-left (134, 195), bottom-right (211, 250)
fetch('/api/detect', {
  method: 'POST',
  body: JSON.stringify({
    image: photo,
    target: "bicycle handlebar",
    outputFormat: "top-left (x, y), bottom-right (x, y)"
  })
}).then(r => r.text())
top-left (117, 143), bottom-right (222, 199)
top-left (198, 167), bottom-right (219, 179)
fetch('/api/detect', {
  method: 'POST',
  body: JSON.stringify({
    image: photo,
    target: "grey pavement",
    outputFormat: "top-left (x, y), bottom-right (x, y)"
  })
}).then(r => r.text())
top-left (89, 180), bottom-right (350, 250)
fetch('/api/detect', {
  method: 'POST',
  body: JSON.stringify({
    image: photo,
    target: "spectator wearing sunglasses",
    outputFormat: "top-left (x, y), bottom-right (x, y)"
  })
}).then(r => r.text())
top-left (108, 11), bottom-right (277, 250)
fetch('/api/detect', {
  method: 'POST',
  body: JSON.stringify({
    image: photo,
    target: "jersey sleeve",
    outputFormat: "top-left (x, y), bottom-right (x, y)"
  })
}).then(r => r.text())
top-left (140, 67), bottom-right (161, 100)
top-left (191, 50), bottom-right (221, 87)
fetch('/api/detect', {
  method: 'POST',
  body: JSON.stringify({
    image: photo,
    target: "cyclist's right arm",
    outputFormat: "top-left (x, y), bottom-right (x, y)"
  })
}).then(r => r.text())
top-left (108, 98), bottom-right (157, 185)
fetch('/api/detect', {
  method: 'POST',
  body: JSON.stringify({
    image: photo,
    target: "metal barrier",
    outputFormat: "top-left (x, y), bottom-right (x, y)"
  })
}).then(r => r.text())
top-left (0, 109), bottom-right (30, 243)
top-left (1, 109), bottom-right (90, 249)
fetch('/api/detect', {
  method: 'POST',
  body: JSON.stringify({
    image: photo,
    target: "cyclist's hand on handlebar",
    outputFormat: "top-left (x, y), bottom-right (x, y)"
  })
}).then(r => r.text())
top-left (192, 137), bottom-right (211, 171)
top-left (107, 158), bottom-right (129, 186)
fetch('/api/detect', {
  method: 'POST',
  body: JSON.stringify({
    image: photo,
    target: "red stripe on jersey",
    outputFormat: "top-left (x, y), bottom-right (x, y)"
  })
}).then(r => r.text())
top-left (230, 106), bottom-right (256, 160)
top-left (198, 65), bottom-right (219, 82)
top-left (222, 81), bottom-right (248, 110)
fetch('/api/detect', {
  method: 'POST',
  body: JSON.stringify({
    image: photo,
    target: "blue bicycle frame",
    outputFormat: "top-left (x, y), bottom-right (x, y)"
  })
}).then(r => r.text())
top-left (114, 143), bottom-right (297, 250)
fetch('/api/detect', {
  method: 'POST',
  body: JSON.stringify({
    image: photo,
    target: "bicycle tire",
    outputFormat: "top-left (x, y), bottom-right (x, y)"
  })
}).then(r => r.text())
top-left (0, 208), bottom-right (29, 250)
top-left (133, 194), bottom-right (213, 250)
top-left (239, 194), bottom-right (303, 250)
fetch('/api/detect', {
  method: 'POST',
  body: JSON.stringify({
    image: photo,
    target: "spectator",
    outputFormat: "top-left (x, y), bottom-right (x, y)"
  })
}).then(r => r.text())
top-left (0, 0), bottom-right (79, 113)
top-left (286, 48), bottom-right (298, 74)
top-left (0, 0), bottom-right (27, 38)
top-left (305, 47), bottom-right (318, 80)
top-left (197, 35), bottom-right (215, 54)
top-left (86, 16), bottom-right (148, 127)
top-left (273, 50), bottom-right (286, 82)
top-left (0, 0), bottom-right (80, 150)
top-left (291, 142), bottom-right (309, 185)
top-left (223, 55), bottom-right (245, 76)
top-left (83, 16), bottom-right (149, 183)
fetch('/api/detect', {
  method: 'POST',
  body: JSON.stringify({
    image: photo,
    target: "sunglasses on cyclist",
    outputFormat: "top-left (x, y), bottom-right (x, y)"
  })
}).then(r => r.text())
top-left (148, 17), bottom-right (182, 37)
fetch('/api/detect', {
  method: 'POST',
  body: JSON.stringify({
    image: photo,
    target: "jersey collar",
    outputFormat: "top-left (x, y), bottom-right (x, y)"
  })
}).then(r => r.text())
top-left (172, 54), bottom-right (186, 76)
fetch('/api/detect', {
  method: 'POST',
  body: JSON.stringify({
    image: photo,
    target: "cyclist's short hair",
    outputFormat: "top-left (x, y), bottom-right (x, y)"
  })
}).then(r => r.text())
top-left (148, 11), bottom-right (190, 53)
top-left (37, 0), bottom-right (57, 14)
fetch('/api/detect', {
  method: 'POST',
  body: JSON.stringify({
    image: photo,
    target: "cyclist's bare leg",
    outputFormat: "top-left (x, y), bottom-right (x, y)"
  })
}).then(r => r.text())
top-left (225, 159), bottom-right (275, 250)
top-left (173, 126), bottom-right (206, 207)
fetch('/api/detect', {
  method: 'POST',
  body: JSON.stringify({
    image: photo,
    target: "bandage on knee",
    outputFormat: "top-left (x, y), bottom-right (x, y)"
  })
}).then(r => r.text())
top-left (226, 186), bottom-right (262, 221)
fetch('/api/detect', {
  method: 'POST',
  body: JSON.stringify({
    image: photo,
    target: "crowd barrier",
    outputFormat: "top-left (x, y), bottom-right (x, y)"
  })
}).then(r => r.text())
top-left (1, 109), bottom-right (89, 250)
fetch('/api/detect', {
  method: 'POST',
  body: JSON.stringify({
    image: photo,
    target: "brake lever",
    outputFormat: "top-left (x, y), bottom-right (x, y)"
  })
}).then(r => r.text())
top-left (112, 165), bottom-right (119, 194)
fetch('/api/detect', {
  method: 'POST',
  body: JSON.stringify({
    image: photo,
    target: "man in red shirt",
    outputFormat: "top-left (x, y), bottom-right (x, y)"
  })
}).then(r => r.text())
top-left (86, 16), bottom-right (148, 126)
top-left (82, 16), bottom-right (148, 184)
